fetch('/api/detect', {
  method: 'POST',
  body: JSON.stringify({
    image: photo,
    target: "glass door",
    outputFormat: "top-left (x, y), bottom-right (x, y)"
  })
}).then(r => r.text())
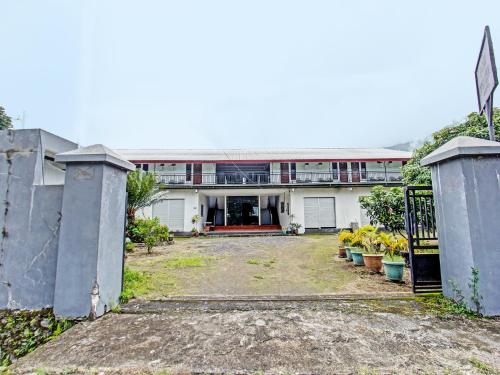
top-left (226, 196), bottom-right (259, 225)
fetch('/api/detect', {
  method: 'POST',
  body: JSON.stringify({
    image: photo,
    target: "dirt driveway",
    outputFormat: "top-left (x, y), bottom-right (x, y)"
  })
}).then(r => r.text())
top-left (126, 235), bottom-right (410, 298)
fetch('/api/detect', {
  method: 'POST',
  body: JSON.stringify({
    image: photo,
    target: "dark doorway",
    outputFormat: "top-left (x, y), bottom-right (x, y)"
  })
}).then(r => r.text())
top-left (227, 196), bottom-right (259, 225)
top-left (280, 163), bottom-right (290, 183)
top-left (193, 164), bottom-right (202, 184)
top-left (351, 162), bottom-right (360, 182)
top-left (339, 162), bottom-right (348, 182)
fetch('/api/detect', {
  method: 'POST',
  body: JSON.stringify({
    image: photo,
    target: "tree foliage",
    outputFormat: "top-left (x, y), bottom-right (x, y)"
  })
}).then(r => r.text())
top-left (359, 186), bottom-right (406, 237)
top-left (126, 170), bottom-right (167, 222)
top-left (0, 106), bottom-right (13, 130)
top-left (402, 108), bottom-right (500, 185)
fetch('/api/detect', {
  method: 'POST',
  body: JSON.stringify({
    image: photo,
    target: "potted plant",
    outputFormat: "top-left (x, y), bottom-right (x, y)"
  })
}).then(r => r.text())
top-left (349, 230), bottom-right (365, 266)
top-left (381, 234), bottom-right (407, 282)
top-left (361, 230), bottom-right (383, 273)
top-left (337, 230), bottom-right (353, 258)
top-left (289, 222), bottom-right (302, 235)
top-left (191, 227), bottom-right (200, 237)
top-left (281, 226), bottom-right (288, 235)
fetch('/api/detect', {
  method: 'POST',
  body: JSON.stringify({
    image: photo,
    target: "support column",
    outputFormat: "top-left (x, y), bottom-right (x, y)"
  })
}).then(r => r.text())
top-left (258, 194), bottom-right (261, 225)
top-left (421, 136), bottom-right (500, 316)
top-left (53, 145), bottom-right (134, 318)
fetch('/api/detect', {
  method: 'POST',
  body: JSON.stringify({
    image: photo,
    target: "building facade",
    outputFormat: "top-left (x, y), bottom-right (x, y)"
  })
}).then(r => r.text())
top-left (117, 148), bottom-right (411, 234)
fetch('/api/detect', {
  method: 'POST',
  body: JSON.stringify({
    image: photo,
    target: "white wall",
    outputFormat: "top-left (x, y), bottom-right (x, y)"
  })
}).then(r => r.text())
top-left (43, 160), bottom-right (66, 185)
top-left (290, 187), bottom-right (374, 233)
top-left (141, 190), bottom-right (200, 232)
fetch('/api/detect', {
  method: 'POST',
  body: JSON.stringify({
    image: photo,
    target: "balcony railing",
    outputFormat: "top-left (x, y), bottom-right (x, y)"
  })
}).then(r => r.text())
top-left (155, 171), bottom-right (403, 186)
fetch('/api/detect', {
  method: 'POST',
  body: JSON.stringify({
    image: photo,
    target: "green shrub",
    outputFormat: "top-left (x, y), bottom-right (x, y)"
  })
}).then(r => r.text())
top-left (127, 217), bottom-right (169, 253)
top-left (125, 241), bottom-right (135, 253)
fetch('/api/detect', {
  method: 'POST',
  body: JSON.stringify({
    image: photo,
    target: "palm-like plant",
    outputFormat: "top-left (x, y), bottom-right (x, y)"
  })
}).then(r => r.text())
top-left (361, 230), bottom-right (382, 254)
top-left (126, 170), bottom-right (167, 223)
top-left (379, 232), bottom-right (408, 261)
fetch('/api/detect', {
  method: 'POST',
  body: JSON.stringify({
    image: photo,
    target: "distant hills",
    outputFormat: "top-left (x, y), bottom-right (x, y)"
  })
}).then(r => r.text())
top-left (386, 139), bottom-right (425, 152)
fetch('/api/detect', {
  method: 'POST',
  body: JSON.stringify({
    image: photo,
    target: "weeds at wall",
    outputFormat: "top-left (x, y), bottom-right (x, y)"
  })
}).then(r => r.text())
top-left (0, 309), bottom-right (74, 368)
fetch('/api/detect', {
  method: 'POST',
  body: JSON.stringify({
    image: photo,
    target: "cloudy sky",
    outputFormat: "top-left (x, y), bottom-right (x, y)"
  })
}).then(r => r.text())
top-left (1, 1), bottom-right (499, 149)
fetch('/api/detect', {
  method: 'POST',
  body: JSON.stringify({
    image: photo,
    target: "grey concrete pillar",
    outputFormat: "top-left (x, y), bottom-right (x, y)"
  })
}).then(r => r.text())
top-left (421, 136), bottom-right (500, 316)
top-left (53, 145), bottom-right (134, 318)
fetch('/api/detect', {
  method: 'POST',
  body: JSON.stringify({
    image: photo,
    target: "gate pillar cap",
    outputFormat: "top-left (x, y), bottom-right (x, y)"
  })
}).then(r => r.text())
top-left (55, 144), bottom-right (135, 171)
top-left (421, 136), bottom-right (500, 167)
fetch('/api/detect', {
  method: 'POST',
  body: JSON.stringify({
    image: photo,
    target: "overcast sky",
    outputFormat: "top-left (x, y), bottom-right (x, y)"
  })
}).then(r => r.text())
top-left (1, 1), bottom-right (499, 149)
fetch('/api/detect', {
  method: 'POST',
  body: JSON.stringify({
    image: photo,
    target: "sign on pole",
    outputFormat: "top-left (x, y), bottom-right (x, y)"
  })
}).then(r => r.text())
top-left (475, 26), bottom-right (498, 141)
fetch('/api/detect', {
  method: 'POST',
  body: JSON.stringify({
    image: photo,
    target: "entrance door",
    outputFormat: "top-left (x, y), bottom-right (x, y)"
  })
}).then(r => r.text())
top-left (153, 199), bottom-right (185, 231)
top-left (280, 163), bottom-right (290, 183)
top-left (339, 162), bottom-right (348, 182)
top-left (351, 162), bottom-right (360, 182)
top-left (193, 164), bottom-right (202, 184)
top-left (227, 196), bottom-right (259, 225)
top-left (304, 197), bottom-right (336, 228)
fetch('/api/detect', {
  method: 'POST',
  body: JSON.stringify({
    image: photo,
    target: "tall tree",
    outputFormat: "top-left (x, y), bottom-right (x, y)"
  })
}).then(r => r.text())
top-left (126, 170), bottom-right (167, 223)
top-left (402, 108), bottom-right (500, 185)
top-left (0, 106), bottom-right (13, 130)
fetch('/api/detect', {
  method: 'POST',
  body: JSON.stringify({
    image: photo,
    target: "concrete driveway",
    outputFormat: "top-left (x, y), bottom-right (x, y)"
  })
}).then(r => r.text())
top-left (125, 235), bottom-right (411, 298)
top-left (11, 298), bottom-right (500, 374)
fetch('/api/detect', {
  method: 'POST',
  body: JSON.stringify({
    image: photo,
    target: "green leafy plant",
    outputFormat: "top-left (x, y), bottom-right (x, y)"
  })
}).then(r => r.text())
top-left (288, 222), bottom-right (302, 234)
top-left (361, 230), bottom-right (382, 254)
top-left (469, 267), bottom-right (483, 315)
top-left (0, 106), bottom-right (13, 130)
top-left (126, 170), bottom-right (167, 224)
top-left (191, 214), bottom-right (201, 224)
top-left (125, 241), bottom-right (135, 253)
top-left (128, 217), bottom-right (168, 253)
top-left (378, 232), bottom-right (407, 260)
top-left (359, 186), bottom-right (406, 238)
top-left (338, 230), bottom-right (354, 246)
top-left (0, 310), bottom-right (74, 367)
top-left (402, 108), bottom-right (500, 185)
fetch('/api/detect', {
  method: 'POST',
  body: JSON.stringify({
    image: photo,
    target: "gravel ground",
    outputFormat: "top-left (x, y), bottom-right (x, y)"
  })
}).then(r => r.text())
top-left (11, 298), bottom-right (500, 374)
top-left (126, 235), bottom-right (411, 298)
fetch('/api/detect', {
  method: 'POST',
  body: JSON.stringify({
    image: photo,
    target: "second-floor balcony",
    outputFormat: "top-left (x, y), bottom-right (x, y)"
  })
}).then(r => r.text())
top-left (155, 170), bottom-right (403, 186)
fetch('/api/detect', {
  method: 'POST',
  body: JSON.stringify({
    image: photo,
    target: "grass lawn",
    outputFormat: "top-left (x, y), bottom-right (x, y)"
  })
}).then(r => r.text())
top-left (124, 234), bottom-right (411, 299)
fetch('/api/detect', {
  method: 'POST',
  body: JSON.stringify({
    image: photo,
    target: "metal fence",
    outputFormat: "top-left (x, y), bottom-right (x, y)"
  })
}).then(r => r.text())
top-left (404, 186), bottom-right (442, 293)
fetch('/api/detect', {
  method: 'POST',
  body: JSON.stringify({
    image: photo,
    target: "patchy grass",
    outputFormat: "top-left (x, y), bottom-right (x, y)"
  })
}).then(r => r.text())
top-left (419, 294), bottom-right (483, 319)
top-left (469, 357), bottom-right (500, 374)
top-left (164, 256), bottom-right (212, 269)
top-left (247, 258), bottom-right (276, 268)
top-left (125, 235), bottom-right (412, 297)
top-left (120, 267), bottom-right (151, 303)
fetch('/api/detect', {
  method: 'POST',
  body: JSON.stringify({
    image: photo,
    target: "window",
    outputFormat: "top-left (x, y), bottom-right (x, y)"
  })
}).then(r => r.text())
top-left (186, 164), bottom-right (192, 182)
top-left (290, 163), bottom-right (296, 180)
top-left (142, 164), bottom-right (149, 172)
top-left (280, 201), bottom-right (285, 213)
top-left (201, 204), bottom-right (204, 216)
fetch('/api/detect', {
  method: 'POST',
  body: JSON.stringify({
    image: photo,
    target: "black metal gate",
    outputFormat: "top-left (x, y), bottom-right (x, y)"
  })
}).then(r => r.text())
top-left (404, 186), bottom-right (442, 293)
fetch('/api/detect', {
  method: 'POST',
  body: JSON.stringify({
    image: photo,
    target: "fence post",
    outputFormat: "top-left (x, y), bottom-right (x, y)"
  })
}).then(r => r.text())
top-left (421, 136), bottom-right (500, 316)
top-left (53, 145), bottom-right (134, 318)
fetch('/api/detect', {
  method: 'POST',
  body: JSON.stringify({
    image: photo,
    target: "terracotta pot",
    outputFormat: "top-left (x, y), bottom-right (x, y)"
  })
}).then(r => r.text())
top-left (338, 246), bottom-right (347, 258)
top-left (362, 254), bottom-right (384, 273)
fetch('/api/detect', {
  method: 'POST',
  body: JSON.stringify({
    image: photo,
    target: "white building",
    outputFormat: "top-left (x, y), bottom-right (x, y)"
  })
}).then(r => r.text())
top-left (117, 148), bottom-right (411, 234)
